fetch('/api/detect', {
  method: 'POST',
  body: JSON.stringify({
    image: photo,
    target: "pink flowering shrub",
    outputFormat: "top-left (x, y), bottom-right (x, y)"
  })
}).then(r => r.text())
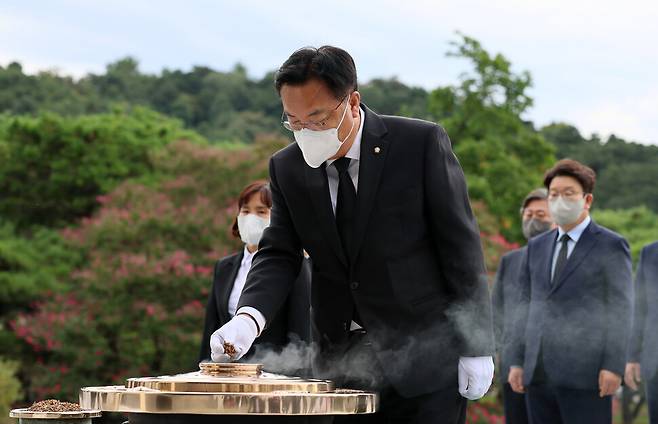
top-left (472, 200), bottom-right (520, 277)
top-left (12, 139), bottom-right (283, 399)
top-left (467, 397), bottom-right (506, 424)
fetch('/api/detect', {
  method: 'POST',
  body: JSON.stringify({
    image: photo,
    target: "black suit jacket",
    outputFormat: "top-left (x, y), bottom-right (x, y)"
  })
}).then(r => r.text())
top-left (629, 241), bottom-right (658, 380)
top-left (199, 251), bottom-right (311, 363)
top-left (491, 247), bottom-right (526, 383)
top-left (238, 105), bottom-right (493, 397)
top-left (506, 220), bottom-right (633, 389)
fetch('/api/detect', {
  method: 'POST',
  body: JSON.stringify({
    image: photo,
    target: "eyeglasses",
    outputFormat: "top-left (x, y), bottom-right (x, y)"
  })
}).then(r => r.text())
top-left (281, 95), bottom-right (348, 132)
top-left (548, 190), bottom-right (584, 200)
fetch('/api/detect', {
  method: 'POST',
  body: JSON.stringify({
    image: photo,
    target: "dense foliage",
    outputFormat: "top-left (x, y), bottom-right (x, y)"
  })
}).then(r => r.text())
top-left (593, 207), bottom-right (658, 261)
top-left (0, 357), bottom-right (20, 423)
top-left (0, 108), bottom-right (201, 228)
top-left (0, 222), bottom-right (82, 364)
top-left (2, 38), bottom-right (655, 222)
top-left (10, 139), bottom-right (277, 399)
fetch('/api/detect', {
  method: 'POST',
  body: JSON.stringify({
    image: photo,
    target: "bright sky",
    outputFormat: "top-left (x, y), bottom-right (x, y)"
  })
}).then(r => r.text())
top-left (1, 0), bottom-right (657, 144)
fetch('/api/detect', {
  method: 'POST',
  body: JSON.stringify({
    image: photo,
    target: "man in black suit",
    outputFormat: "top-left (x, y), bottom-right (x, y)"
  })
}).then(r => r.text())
top-left (507, 159), bottom-right (633, 424)
top-left (492, 188), bottom-right (553, 424)
top-left (625, 241), bottom-right (658, 424)
top-left (210, 46), bottom-right (495, 423)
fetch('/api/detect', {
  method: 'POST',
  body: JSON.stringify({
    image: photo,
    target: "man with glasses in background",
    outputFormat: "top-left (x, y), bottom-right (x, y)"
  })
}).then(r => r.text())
top-left (507, 159), bottom-right (633, 423)
top-left (208, 46), bottom-right (495, 423)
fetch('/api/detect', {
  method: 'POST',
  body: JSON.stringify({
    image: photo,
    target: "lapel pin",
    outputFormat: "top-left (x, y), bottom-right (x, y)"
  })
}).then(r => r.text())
top-left (374, 147), bottom-right (381, 154)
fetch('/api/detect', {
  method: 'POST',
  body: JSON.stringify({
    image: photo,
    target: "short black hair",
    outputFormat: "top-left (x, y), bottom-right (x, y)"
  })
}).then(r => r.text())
top-left (520, 188), bottom-right (548, 214)
top-left (274, 46), bottom-right (358, 100)
top-left (544, 159), bottom-right (596, 194)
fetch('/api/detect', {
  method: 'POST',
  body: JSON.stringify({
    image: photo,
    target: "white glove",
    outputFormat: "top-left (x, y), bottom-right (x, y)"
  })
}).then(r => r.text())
top-left (458, 356), bottom-right (494, 400)
top-left (210, 314), bottom-right (258, 362)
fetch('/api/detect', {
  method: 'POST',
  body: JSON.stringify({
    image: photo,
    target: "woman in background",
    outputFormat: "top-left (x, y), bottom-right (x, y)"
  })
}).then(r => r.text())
top-left (199, 181), bottom-right (311, 363)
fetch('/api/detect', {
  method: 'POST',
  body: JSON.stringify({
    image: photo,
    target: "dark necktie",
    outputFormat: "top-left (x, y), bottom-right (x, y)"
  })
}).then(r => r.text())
top-left (552, 234), bottom-right (571, 284)
top-left (334, 157), bottom-right (362, 328)
top-left (334, 157), bottom-right (357, 262)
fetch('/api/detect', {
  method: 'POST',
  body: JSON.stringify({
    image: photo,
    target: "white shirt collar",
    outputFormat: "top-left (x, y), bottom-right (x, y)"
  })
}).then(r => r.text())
top-left (557, 215), bottom-right (591, 243)
top-left (242, 246), bottom-right (256, 265)
top-left (326, 107), bottom-right (364, 166)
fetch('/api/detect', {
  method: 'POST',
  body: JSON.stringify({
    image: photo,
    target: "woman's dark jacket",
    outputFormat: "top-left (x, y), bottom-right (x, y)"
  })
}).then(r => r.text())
top-left (199, 251), bottom-right (311, 362)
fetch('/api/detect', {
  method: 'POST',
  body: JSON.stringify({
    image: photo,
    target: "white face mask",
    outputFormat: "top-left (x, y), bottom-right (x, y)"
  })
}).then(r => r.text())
top-left (293, 99), bottom-right (356, 168)
top-left (237, 214), bottom-right (270, 246)
top-left (548, 196), bottom-right (586, 227)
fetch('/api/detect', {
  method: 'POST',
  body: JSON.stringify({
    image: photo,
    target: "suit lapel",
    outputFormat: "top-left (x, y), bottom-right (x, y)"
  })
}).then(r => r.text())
top-left (304, 164), bottom-right (348, 268)
top-left (216, 252), bottom-right (243, 323)
top-left (350, 106), bottom-right (389, 266)
top-left (549, 221), bottom-right (599, 294)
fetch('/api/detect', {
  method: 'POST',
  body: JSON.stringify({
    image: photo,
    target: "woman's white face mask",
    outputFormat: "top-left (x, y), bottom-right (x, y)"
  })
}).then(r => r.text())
top-left (237, 214), bottom-right (270, 246)
top-left (293, 99), bottom-right (356, 168)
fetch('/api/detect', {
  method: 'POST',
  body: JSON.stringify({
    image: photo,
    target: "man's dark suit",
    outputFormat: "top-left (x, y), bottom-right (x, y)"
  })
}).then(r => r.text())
top-left (507, 220), bottom-right (633, 423)
top-left (491, 247), bottom-right (529, 424)
top-left (238, 105), bottom-right (493, 407)
top-left (629, 242), bottom-right (658, 423)
top-left (199, 251), bottom-right (311, 365)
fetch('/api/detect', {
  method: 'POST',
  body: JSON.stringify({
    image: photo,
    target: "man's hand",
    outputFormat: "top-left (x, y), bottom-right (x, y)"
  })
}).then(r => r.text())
top-left (210, 314), bottom-right (258, 362)
top-left (624, 363), bottom-right (642, 391)
top-left (599, 369), bottom-right (622, 397)
top-left (458, 356), bottom-right (494, 400)
top-left (508, 367), bottom-right (525, 393)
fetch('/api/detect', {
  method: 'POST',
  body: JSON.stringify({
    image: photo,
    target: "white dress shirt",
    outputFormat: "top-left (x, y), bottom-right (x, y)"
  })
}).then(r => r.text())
top-left (550, 215), bottom-right (591, 280)
top-left (228, 246), bottom-right (256, 317)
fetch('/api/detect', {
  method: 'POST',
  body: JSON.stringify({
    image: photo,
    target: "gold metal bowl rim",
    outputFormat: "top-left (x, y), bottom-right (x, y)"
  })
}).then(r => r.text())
top-left (198, 362), bottom-right (263, 377)
top-left (79, 385), bottom-right (378, 415)
top-left (10, 408), bottom-right (102, 419)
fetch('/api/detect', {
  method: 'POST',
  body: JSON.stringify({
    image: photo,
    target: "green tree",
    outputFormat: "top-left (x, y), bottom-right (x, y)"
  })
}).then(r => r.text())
top-left (0, 62), bottom-right (97, 116)
top-left (84, 57), bottom-right (154, 106)
top-left (0, 107), bottom-right (202, 228)
top-left (0, 223), bottom-right (80, 315)
top-left (428, 33), bottom-right (555, 241)
top-left (359, 77), bottom-right (430, 118)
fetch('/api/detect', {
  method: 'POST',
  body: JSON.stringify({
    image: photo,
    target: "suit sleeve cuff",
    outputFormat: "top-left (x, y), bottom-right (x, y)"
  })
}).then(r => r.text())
top-left (627, 347), bottom-right (642, 364)
top-left (601, 358), bottom-right (625, 378)
top-left (627, 352), bottom-right (641, 363)
top-left (236, 307), bottom-right (267, 336)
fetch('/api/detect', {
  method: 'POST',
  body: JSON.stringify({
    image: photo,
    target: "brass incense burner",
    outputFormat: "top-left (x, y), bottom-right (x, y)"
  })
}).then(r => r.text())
top-left (79, 362), bottom-right (377, 422)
